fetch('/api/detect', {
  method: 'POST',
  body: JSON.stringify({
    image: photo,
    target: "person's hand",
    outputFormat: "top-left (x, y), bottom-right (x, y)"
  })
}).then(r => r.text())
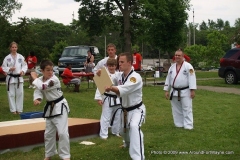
top-left (165, 91), bottom-right (169, 100)
top-left (96, 69), bottom-right (101, 76)
top-left (105, 86), bottom-right (112, 92)
top-left (97, 100), bottom-right (103, 106)
top-left (190, 90), bottom-right (195, 99)
top-left (10, 67), bottom-right (16, 71)
top-left (34, 99), bottom-right (41, 106)
top-left (20, 71), bottom-right (24, 76)
top-left (30, 71), bottom-right (38, 80)
top-left (48, 80), bottom-right (54, 87)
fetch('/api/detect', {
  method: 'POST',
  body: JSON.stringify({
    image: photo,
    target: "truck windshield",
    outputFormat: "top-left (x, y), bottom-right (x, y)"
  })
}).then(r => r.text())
top-left (61, 47), bottom-right (89, 57)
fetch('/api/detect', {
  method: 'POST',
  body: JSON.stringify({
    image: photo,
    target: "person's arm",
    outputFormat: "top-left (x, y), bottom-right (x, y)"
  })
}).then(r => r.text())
top-left (90, 55), bottom-right (94, 64)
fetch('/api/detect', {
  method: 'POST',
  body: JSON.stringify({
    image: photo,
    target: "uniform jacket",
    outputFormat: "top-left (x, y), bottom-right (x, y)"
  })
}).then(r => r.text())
top-left (163, 61), bottom-right (197, 97)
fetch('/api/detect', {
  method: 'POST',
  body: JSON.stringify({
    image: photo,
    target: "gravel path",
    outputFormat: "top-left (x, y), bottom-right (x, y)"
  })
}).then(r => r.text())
top-left (197, 86), bottom-right (240, 95)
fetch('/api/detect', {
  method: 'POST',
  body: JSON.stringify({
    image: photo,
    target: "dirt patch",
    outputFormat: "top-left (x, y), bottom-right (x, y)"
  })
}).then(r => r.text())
top-left (197, 86), bottom-right (240, 95)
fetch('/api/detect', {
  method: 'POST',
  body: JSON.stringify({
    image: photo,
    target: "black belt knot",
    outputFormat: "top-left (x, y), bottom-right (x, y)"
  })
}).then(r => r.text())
top-left (44, 96), bottom-right (64, 117)
top-left (170, 86), bottom-right (189, 101)
top-left (7, 74), bottom-right (21, 91)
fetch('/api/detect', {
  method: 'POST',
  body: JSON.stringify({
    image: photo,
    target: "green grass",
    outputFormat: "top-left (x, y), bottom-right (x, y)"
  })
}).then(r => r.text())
top-left (0, 77), bottom-right (239, 160)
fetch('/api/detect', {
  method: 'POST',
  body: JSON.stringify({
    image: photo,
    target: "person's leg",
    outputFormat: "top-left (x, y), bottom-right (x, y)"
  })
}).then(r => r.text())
top-left (181, 96), bottom-right (193, 129)
top-left (99, 99), bottom-right (112, 139)
top-left (7, 83), bottom-right (17, 113)
top-left (16, 83), bottom-right (23, 113)
top-left (54, 108), bottom-right (70, 159)
top-left (129, 105), bottom-right (146, 160)
top-left (111, 106), bottom-right (121, 136)
top-left (45, 119), bottom-right (57, 159)
top-left (70, 78), bottom-right (80, 92)
top-left (170, 97), bottom-right (184, 127)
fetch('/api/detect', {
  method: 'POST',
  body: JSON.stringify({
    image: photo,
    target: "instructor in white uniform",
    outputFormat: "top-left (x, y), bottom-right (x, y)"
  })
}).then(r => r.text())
top-left (105, 52), bottom-right (146, 160)
top-left (163, 49), bottom-right (196, 130)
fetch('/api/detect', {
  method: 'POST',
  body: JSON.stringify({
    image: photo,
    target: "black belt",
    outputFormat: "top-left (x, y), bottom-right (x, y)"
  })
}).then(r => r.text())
top-left (170, 86), bottom-right (189, 101)
top-left (104, 93), bottom-right (117, 98)
top-left (7, 74), bottom-right (21, 91)
top-left (122, 101), bottom-right (142, 112)
top-left (122, 101), bottom-right (143, 133)
top-left (44, 96), bottom-right (64, 117)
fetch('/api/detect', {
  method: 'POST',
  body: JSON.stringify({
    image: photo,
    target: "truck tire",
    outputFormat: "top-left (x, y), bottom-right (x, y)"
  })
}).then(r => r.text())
top-left (224, 71), bottom-right (237, 84)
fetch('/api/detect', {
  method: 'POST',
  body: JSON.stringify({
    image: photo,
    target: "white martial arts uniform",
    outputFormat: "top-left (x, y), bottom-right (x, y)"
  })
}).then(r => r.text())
top-left (94, 70), bottom-right (121, 139)
top-left (115, 70), bottom-right (146, 160)
top-left (163, 61), bottom-right (197, 129)
top-left (2, 53), bottom-right (27, 113)
top-left (32, 75), bottom-right (70, 159)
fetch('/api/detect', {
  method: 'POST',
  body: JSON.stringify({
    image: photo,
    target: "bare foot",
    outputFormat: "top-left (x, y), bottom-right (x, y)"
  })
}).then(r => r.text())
top-left (44, 158), bottom-right (51, 160)
top-left (12, 112), bottom-right (17, 114)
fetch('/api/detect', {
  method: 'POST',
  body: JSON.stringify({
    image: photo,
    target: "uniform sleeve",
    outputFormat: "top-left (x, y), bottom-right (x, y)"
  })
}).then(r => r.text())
top-left (188, 64), bottom-right (197, 90)
top-left (93, 59), bottom-right (103, 74)
top-left (163, 66), bottom-right (172, 91)
top-left (2, 56), bottom-right (10, 73)
top-left (32, 76), bottom-right (61, 91)
top-left (94, 88), bottom-right (102, 101)
top-left (33, 88), bottom-right (43, 101)
top-left (21, 55), bottom-right (28, 73)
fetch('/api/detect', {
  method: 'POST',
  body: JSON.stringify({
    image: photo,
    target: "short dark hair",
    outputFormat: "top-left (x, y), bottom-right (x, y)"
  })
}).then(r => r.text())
top-left (106, 58), bottom-right (117, 66)
top-left (30, 51), bottom-right (35, 56)
top-left (40, 60), bottom-right (54, 70)
top-left (118, 52), bottom-right (133, 64)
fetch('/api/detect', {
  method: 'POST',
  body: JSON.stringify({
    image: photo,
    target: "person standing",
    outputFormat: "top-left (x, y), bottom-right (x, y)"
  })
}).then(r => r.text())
top-left (93, 43), bottom-right (118, 74)
top-left (132, 49), bottom-right (142, 71)
top-left (26, 51), bottom-right (37, 88)
top-left (62, 63), bottom-right (81, 92)
top-left (1, 42), bottom-right (28, 114)
top-left (105, 52), bottom-right (146, 160)
top-left (163, 49), bottom-right (196, 130)
top-left (31, 60), bottom-right (70, 160)
top-left (84, 50), bottom-right (94, 73)
top-left (94, 58), bottom-right (121, 139)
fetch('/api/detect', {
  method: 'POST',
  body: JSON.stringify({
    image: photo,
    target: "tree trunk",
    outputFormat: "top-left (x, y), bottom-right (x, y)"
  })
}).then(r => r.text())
top-left (123, 10), bottom-right (131, 53)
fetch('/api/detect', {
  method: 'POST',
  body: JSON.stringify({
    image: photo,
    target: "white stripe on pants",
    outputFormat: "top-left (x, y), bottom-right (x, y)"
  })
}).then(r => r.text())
top-left (45, 108), bottom-right (70, 159)
top-left (121, 104), bottom-right (146, 160)
top-left (7, 83), bottom-right (23, 112)
top-left (170, 96), bottom-right (193, 129)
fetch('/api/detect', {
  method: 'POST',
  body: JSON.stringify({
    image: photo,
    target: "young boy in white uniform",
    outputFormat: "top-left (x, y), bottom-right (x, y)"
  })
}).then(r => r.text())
top-left (31, 60), bottom-right (70, 160)
top-left (94, 58), bottom-right (121, 139)
top-left (2, 42), bottom-right (28, 114)
top-left (105, 53), bottom-right (146, 160)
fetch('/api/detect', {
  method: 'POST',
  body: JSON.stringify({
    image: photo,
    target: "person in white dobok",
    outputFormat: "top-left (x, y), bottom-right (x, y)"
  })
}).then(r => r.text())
top-left (31, 60), bottom-right (70, 160)
top-left (93, 43), bottom-right (118, 74)
top-left (2, 41), bottom-right (27, 114)
top-left (163, 49), bottom-right (196, 130)
top-left (104, 52), bottom-right (146, 160)
top-left (94, 58), bottom-right (121, 139)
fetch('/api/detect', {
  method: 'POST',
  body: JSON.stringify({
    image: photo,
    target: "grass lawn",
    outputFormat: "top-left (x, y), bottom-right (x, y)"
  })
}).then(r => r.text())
top-left (0, 75), bottom-right (239, 160)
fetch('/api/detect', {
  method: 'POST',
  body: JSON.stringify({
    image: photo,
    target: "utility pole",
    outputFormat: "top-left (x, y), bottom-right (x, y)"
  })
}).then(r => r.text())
top-left (193, 8), bottom-right (195, 45)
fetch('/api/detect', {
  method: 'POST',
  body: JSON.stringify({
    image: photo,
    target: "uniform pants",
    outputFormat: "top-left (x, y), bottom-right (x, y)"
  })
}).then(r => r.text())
top-left (99, 100), bottom-right (121, 138)
top-left (7, 83), bottom-right (23, 112)
top-left (70, 78), bottom-right (81, 85)
top-left (121, 104), bottom-right (146, 160)
top-left (45, 108), bottom-right (70, 159)
top-left (170, 96), bottom-right (193, 129)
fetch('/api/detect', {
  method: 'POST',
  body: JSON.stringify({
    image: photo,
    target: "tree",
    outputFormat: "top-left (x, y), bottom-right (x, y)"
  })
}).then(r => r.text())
top-left (143, 0), bottom-right (190, 60)
top-left (75, 0), bottom-right (142, 52)
top-left (50, 40), bottom-right (68, 64)
top-left (0, 0), bottom-right (22, 19)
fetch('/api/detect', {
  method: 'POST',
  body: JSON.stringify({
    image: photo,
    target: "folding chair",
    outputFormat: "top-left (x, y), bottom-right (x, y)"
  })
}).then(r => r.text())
top-left (145, 71), bottom-right (156, 86)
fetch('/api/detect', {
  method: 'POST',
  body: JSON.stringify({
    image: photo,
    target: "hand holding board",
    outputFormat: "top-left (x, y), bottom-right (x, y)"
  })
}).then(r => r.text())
top-left (93, 67), bottom-right (113, 94)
